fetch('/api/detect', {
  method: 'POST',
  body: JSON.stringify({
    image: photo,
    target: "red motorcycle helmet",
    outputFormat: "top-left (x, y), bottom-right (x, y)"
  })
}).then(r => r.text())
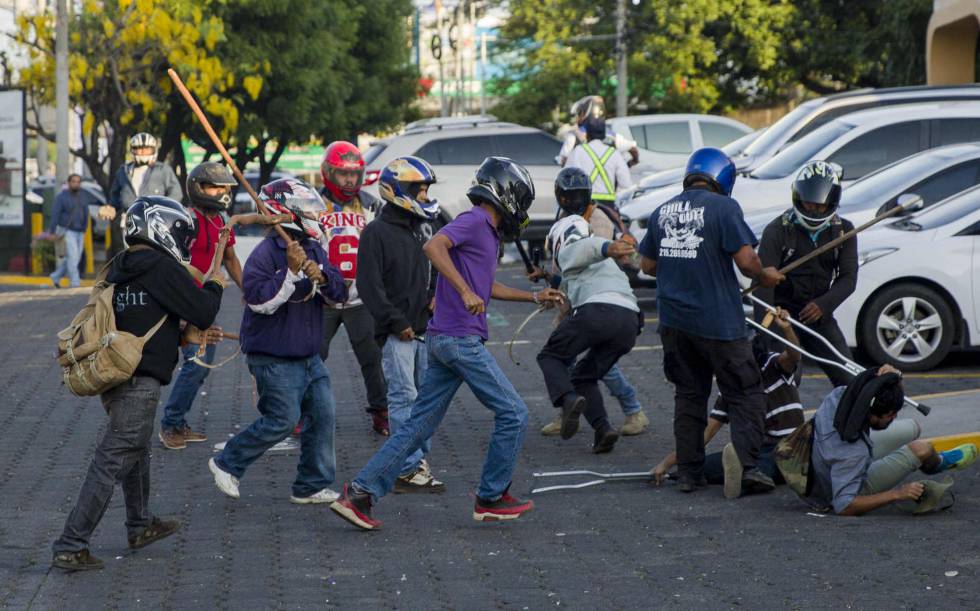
top-left (321, 141), bottom-right (365, 202)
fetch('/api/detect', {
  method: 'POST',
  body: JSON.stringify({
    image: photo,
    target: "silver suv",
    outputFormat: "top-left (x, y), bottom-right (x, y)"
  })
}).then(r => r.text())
top-left (363, 117), bottom-right (562, 242)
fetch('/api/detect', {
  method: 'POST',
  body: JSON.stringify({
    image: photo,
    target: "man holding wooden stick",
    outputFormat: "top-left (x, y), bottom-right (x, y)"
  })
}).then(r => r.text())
top-left (754, 161), bottom-right (858, 389)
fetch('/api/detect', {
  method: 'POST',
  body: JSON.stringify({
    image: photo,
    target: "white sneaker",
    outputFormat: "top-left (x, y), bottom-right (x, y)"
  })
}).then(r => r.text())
top-left (209, 458), bottom-right (240, 499)
top-left (289, 488), bottom-right (340, 504)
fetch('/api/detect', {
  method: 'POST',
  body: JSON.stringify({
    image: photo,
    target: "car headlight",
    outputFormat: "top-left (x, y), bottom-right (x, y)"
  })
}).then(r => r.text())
top-left (858, 247), bottom-right (897, 267)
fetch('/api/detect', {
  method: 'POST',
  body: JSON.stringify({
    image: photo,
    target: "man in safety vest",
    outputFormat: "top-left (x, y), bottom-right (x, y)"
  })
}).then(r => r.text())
top-left (566, 115), bottom-right (633, 206)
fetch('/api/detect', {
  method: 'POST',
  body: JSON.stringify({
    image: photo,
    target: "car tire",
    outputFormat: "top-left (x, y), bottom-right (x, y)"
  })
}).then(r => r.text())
top-left (860, 283), bottom-right (955, 372)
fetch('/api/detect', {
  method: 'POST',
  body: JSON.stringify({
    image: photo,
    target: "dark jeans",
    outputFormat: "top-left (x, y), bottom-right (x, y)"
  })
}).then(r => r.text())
top-left (160, 342), bottom-right (216, 431)
top-left (53, 376), bottom-right (161, 554)
top-left (320, 305), bottom-right (387, 413)
top-left (216, 354), bottom-right (336, 497)
top-left (799, 317), bottom-right (853, 389)
top-left (660, 326), bottom-right (766, 477)
top-left (537, 303), bottom-right (640, 432)
top-left (704, 440), bottom-right (782, 485)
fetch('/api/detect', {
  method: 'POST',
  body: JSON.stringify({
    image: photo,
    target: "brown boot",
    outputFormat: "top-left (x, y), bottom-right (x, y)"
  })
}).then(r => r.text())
top-left (159, 427), bottom-right (186, 450)
top-left (179, 425), bottom-right (207, 443)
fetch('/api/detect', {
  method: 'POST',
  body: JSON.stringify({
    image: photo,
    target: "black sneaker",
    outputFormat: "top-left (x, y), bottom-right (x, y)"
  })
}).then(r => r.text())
top-left (128, 517), bottom-right (180, 549)
top-left (330, 483), bottom-right (382, 530)
top-left (677, 473), bottom-right (707, 493)
top-left (52, 549), bottom-right (104, 571)
top-left (559, 393), bottom-right (587, 440)
top-left (741, 468), bottom-right (776, 495)
top-left (592, 427), bottom-right (619, 454)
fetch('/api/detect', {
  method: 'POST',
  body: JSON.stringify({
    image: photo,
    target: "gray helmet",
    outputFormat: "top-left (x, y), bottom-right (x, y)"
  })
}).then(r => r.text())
top-left (125, 196), bottom-right (196, 262)
top-left (129, 132), bottom-right (158, 166)
top-left (187, 162), bottom-right (237, 211)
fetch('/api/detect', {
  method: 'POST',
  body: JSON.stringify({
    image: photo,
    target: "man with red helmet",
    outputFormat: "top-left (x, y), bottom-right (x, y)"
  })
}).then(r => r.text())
top-left (317, 141), bottom-right (390, 436)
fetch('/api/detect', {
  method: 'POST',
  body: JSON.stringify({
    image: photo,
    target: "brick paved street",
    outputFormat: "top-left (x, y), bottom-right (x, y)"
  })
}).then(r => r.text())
top-left (1, 267), bottom-right (979, 609)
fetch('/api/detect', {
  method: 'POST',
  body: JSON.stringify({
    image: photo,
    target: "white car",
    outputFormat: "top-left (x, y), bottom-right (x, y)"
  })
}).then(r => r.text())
top-left (362, 118), bottom-right (563, 242)
top-left (605, 114), bottom-right (751, 176)
top-left (835, 185), bottom-right (980, 370)
top-left (744, 142), bottom-right (980, 237)
top-left (622, 101), bottom-right (980, 254)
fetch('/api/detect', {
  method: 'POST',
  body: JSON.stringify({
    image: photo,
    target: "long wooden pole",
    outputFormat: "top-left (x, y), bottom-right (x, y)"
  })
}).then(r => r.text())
top-left (742, 198), bottom-right (918, 296)
top-left (167, 68), bottom-right (292, 245)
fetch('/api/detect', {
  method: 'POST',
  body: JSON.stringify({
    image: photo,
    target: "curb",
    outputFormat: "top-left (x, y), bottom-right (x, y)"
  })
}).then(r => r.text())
top-left (0, 275), bottom-right (95, 288)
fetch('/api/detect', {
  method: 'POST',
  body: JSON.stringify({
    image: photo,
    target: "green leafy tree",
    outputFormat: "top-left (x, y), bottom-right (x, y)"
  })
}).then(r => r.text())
top-left (492, 0), bottom-right (794, 128)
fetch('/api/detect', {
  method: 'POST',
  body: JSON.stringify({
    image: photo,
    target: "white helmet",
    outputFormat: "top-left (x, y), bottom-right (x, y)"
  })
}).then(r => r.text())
top-left (547, 215), bottom-right (591, 271)
top-left (129, 132), bottom-right (159, 166)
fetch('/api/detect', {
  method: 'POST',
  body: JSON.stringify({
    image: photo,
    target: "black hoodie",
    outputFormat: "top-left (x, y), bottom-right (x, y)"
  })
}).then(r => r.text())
top-left (356, 204), bottom-right (437, 343)
top-left (106, 247), bottom-right (223, 384)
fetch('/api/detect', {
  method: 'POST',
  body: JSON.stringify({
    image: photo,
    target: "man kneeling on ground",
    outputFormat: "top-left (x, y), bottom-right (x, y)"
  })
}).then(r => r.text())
top-left (807, 365), bottom-right (977, 516)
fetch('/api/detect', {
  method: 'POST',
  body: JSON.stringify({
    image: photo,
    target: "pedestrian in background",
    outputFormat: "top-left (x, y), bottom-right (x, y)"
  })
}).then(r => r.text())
top-left (49, 173), bottom-right (95, 288)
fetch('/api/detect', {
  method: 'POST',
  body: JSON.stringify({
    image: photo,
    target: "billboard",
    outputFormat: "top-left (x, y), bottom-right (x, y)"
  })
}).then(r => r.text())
top-left (0, 89), bottom-right (25, 227)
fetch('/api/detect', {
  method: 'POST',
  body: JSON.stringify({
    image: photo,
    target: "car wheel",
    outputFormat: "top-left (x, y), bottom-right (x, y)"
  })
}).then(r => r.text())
top-left (860, 283), bottom-right (955, 372)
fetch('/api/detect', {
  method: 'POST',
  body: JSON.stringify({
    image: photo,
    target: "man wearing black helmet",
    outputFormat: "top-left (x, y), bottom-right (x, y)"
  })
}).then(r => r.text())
top-left (755, 160), bottom-right (858, 389)
top-left (52, 196), bottom-right (225, 571)
top-left (638, 147), bottom-right (784, 498)
top-left (331, 157), bottom-right (564, 530)
top-left (158, 162), bottom-right (242, 450)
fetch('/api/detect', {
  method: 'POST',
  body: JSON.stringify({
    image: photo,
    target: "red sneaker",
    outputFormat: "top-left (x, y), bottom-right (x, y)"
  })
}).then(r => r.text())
top-left (292, 417), bottom-right (304, 438)
top-left (473, 486), bottom-right (534, 522)
top-left (371, 411), bottom-right (390, 436)
top-left (329, 483), bottom-right (382, 531)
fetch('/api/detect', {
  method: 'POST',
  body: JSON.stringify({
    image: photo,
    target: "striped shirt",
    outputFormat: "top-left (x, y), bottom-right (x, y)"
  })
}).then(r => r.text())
top-left (711, 352), bottom-right (804, 439)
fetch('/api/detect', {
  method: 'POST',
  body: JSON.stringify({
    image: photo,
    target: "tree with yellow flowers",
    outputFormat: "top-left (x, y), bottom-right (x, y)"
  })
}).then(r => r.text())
top-left (13, 0), bottom-right (257, 196)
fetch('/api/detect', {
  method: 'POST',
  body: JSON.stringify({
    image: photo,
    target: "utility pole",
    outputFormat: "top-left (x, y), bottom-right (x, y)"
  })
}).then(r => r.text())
top-left (615, 0), bottom-right (627, 117)
top-left (55, 0), bottom-right (69, 185)
top-left (435, 0), bottom-right (448, 117)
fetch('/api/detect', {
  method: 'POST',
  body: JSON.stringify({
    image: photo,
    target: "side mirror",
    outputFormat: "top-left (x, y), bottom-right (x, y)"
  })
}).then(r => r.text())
top-left (896, 193), bottom-right (924, 214)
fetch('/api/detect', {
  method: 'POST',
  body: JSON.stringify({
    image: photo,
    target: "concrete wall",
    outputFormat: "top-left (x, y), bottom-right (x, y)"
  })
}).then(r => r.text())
top-left (927, 0), bottom-right (980, 84)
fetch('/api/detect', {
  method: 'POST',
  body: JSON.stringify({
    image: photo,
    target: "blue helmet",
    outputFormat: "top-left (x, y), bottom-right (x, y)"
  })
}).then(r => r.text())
top-left (683, 147), bottom-right (736, 197)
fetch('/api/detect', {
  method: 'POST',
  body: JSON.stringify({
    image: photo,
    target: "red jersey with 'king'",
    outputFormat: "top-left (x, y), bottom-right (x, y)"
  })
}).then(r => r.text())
top-left (319, 200), bottom-right (372, 308)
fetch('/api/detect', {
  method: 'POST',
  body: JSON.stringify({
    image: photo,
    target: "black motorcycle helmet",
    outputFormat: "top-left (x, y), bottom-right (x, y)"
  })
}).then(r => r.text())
top-left (791, 160), bottom-right (842, 232)
top-left (554, 167), bottom-right (592, 217)
top-left (187, 162), bottom-right (237, 211)
top-left (125, 196), bottom-right (197, 263)
top-left (466, 156), bottom-right (535, 240)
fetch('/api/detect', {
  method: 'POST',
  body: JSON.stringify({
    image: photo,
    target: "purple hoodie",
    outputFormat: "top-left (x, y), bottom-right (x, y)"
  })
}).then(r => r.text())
top-left (240, 235), bottom-right (347, 358)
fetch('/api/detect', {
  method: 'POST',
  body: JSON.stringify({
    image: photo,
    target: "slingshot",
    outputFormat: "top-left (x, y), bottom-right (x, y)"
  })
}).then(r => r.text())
top-left (745, 294), bottom-right (931, 416)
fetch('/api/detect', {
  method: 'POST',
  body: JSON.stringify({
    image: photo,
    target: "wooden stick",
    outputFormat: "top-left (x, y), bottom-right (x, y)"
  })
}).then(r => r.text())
top-left (167, 68), bottom-right (292, 245)
top-left (742, 199), bottom-right (917, 296)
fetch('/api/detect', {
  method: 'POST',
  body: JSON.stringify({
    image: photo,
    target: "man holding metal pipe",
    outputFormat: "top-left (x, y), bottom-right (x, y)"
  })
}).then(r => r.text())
top-left (637, 147), bottom-right (784, 495)
top-left (755, 160), bottom-right (857, 389)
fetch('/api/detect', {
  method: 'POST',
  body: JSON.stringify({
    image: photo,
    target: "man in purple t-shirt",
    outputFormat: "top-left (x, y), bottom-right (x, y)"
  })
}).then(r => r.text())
top-left (331, 157), bottom-right (564, 530)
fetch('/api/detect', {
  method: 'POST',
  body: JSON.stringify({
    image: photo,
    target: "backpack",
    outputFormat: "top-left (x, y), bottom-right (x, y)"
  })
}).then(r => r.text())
top-left (774, 419), bottom-right (816, 498)
top-left (56, 251), bottom-right (166, 397)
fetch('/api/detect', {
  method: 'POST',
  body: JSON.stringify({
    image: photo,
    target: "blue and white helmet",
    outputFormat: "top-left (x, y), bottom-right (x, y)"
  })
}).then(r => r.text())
top-left (378, 156), bottom-right (439, 219)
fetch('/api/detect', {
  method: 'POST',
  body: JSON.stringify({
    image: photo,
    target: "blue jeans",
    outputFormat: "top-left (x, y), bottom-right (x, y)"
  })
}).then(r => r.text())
top-left (382, 335), bottom-right (430, 476)
top-left (602, 364), bottom-right (641, 416)
top-left (353, 335), bottom-right (528, 502)
top-left (160, 342), bottom-right (216, 431)
top-left (216, 354), bottom-right (336, 497)
top-left (50, 228), bottom-right (85, 288)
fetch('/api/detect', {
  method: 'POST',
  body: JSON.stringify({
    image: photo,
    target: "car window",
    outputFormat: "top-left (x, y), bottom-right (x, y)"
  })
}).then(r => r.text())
top-left (827, 121), bottom-right (925, 180)
top-left (783, 103), bottom-right (879, 146)
top-left (630, 122), bottom-right (691, 154)
top-left (699, 121), bottom-right (749, 148)
top-left (934, 118), bottom-right (980, 147)
top-left (493, 133), bottom-right (561, 166)
top-left (363, 143), bottom-right (387, 166)
top-left (413, 136), bottom-right (495, 165)
top-left (750, 122), bottom-right (853, 179)
top-left (893, 160), bottom-right (980, 211)
top-left (742, 100), bottom-right (823, 156)
top-left (840, 153), bottom-right (947, 211)
top-left (911, 186), bottom-right (980, 230)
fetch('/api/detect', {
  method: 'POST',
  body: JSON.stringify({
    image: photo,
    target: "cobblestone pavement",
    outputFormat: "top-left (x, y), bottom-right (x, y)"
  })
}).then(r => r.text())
top-left (1, 267), bottom-right (979, 610)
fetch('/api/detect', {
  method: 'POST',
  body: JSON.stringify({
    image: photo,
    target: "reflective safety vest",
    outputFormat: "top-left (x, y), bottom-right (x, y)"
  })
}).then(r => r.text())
top-left (580, 143), bottom-right (617, 201)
